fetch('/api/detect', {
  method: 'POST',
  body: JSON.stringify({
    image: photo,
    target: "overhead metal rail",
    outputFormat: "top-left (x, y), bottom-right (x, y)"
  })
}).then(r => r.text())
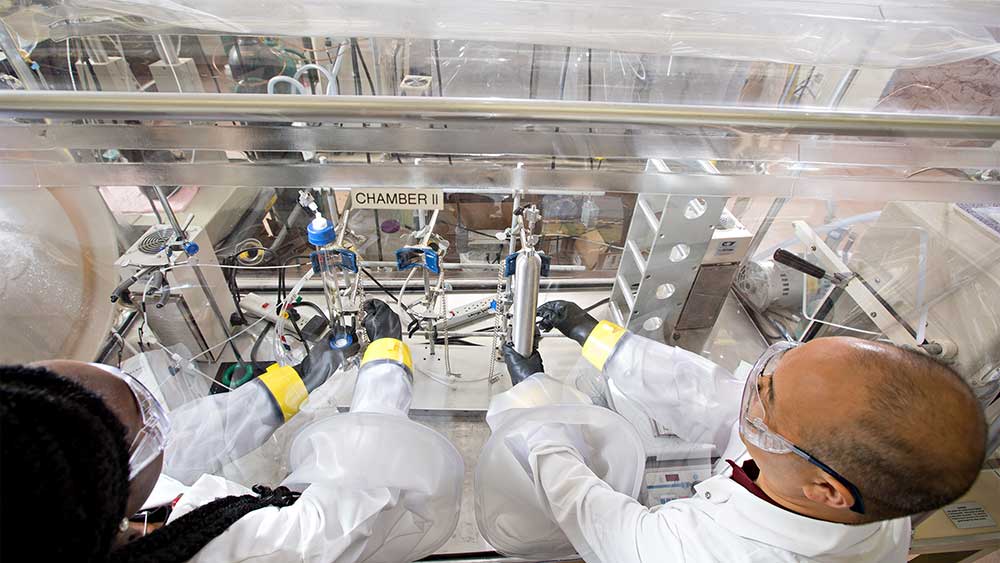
top-left (0, 92), bottom-right (999, 139)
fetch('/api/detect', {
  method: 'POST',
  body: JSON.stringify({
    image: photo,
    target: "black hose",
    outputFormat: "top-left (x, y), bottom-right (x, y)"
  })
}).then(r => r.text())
top-left (289, 301), bottom-right (329, 324)
top-left (360, 267), bottom-right (417, 323)
top-left (251, 321), bottom-right (274, 364)
top-left (291, 317), bottom-right (310, 357)
top-left (584, 297), bottom-right (611, 313)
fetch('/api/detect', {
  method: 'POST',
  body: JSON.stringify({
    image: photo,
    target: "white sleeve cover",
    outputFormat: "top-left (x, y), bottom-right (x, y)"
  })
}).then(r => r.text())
top-left (169, 474), bottom-right (411, 563)
top-left (604, 332), bottom-right (743, 455)
top-left (350, 360), bottom-right (413, 417)
top-left (162, 379), bottom-right (283, 485)
top-left (527, 441), bottom-right (685, 563)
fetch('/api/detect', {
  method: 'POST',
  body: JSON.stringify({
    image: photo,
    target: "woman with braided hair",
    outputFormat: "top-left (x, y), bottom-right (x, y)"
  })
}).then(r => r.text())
top-left (0, 299), bottom-right (463, 562)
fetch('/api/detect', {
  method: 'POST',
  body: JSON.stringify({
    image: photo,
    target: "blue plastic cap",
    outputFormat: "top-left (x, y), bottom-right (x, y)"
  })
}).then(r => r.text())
top-left (307, 216), bottom-right (336, 246)
top-left (183, 241), bottom-right (199, 255)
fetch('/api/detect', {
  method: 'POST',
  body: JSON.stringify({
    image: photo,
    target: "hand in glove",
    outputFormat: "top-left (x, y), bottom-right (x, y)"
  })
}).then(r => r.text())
top-left (363, 299), bottom-right (402, 341)
top-left (502, 342), bottom-right (545, 386)
top-left (295, 334), bottom-right (360, 392)
top-left (537, 300), bottom-right (598, 346)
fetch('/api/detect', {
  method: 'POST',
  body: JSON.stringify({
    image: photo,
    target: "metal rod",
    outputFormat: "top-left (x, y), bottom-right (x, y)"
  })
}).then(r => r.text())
top-left (373, 209), bottom-right (384, 260)
top-left (507, 191), bottom-right (521, 256)
top-left (266, 203), bottom-right (303, 260)
top-left (558, 47), bottom-right (572, 100)
top-left (191, 263), bottom-right (246, 364)
top-left (358, 260), bottom-right (585, 272)
top-left (153, 185), bottom-right (186, 239)
top-left (83, 36), bottom-right (110, 64)
top-left (349, 38), bottom-right (363, 95)
top-left (3, 92), bottom-right (999, 139)
top-left (241, 277), bottom-right (614, 293)
top-left (154, 185), bottom-right (244, 364)
top-left (416, 209), bottom-right (435, 355)
top-left (0, 23), bottom-right (41, 90)
top-left (153, 35), bottom-right (180, 66)
top-left (419, 209), bottom-right (440, 247)
top-left (777, 65), bottom-right (801, 107)
top-left (743, 197), bottom-right (788, 262)
top-left (335, 207), bottom-right (351, 247)
top-left (368, 37), bottom-right (381, 95)
top-left (429, 331), bottom-right (552, 340)
top-left (828, 68), bottom-right (859, 109)
top-left (9, 123), bottom-right (999, 169)
top-left (323, 188), bottom-right (340, 224)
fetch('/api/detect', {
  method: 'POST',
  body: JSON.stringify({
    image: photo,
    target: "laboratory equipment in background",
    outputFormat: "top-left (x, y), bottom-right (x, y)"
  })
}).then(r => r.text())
top-left (393, 209), bottom-right (451, 339)
top-left (671, 209), bottom-right (753, 351)
top-left (114, 223), bottom-right (235, 363)
top-left (821, 202), bottom-right (1000, 401)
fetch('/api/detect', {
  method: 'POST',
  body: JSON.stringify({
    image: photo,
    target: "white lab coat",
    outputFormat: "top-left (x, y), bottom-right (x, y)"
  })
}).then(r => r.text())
top-left (149, 360), bottom-right (463, 563)
top-left (485, 331), bottom-right (911, 562)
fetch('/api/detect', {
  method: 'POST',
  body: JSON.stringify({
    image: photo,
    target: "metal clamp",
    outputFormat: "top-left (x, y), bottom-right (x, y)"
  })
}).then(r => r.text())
top-left (395, 246), bottom-right (441, 274)
top-left (503, 252), bottom-right (551, 277)
top-left (311, 247), bottom-right (359, 273)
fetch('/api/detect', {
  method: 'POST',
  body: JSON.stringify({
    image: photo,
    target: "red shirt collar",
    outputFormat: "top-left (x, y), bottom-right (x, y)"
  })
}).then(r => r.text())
top-left (726, 459), bottom-right (782, 508)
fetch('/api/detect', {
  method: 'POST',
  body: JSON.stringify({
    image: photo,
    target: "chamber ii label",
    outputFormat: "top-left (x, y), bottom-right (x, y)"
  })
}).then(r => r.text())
top-left (351, 188), bottom-right (444, 210)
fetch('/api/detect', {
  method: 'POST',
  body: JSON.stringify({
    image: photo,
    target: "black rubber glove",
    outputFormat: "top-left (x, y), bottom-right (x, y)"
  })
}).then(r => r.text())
top-left (295, 334), bottom-right (360, 392)
top-left (537, 300), bottom-right (598, 346)
top-left (363, 299), bottom-right (402, 341)
top-left (502, 342), bottom-right (545, 386)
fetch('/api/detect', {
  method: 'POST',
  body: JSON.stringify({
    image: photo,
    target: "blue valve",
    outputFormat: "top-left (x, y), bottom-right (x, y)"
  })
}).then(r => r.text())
top-left (183, 241), bottom-right (200, 256)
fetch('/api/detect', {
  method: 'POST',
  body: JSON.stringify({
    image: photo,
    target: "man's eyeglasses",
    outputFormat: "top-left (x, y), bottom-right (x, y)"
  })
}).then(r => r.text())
top-left (739, 342), bottom-right (866, 514)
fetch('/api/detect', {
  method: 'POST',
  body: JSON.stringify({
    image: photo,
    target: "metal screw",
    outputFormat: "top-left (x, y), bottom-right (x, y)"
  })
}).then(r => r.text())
top-left (870, 312), bottom-right (877, 318)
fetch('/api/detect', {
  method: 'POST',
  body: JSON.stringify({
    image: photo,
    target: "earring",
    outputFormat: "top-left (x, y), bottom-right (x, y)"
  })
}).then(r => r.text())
top-left (119, 517), bottom-right (130, 533)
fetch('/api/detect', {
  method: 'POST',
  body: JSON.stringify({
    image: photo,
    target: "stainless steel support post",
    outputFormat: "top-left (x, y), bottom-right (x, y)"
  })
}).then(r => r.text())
top-left (154, 186), bottom-right (245, 364)
top-left (743, 197), bottom-right (788, 263)
top-left (828, 68), bottom-right (859, 109)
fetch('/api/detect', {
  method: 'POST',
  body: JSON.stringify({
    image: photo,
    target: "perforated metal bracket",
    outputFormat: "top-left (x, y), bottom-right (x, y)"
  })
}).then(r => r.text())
top-left (610, 194), bottom-right (727, 346)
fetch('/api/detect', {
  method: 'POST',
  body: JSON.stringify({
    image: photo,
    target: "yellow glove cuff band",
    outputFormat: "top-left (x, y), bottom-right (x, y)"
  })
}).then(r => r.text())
top-left (362, 338), bottom-right (413, 371)
top-left (582, 320), bottom-right (627, 371)
top-left (259, 364), bottom-right (308, 421)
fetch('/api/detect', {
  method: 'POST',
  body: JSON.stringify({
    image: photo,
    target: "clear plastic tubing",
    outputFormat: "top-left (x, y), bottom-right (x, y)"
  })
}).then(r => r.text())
top-left (274, 268), bottom-right (315, 366)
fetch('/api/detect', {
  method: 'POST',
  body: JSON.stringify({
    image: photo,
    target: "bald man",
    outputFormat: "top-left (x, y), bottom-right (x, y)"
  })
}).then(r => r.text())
top-left (494, 300), bottom-right (986, 562)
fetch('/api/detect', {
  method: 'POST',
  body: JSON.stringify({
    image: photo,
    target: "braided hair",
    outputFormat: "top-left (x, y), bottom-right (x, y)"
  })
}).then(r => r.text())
top-left (0, 365), bottom-right (299, 563)
top-left (109, 485), bottom-right (300, 563)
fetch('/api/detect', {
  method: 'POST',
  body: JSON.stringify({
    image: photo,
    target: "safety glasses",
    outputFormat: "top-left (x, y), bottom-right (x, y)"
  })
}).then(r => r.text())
top-left (739, 342), bottom-right (866, 514)
top-left (91, 364), bottom-right (171, 480)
